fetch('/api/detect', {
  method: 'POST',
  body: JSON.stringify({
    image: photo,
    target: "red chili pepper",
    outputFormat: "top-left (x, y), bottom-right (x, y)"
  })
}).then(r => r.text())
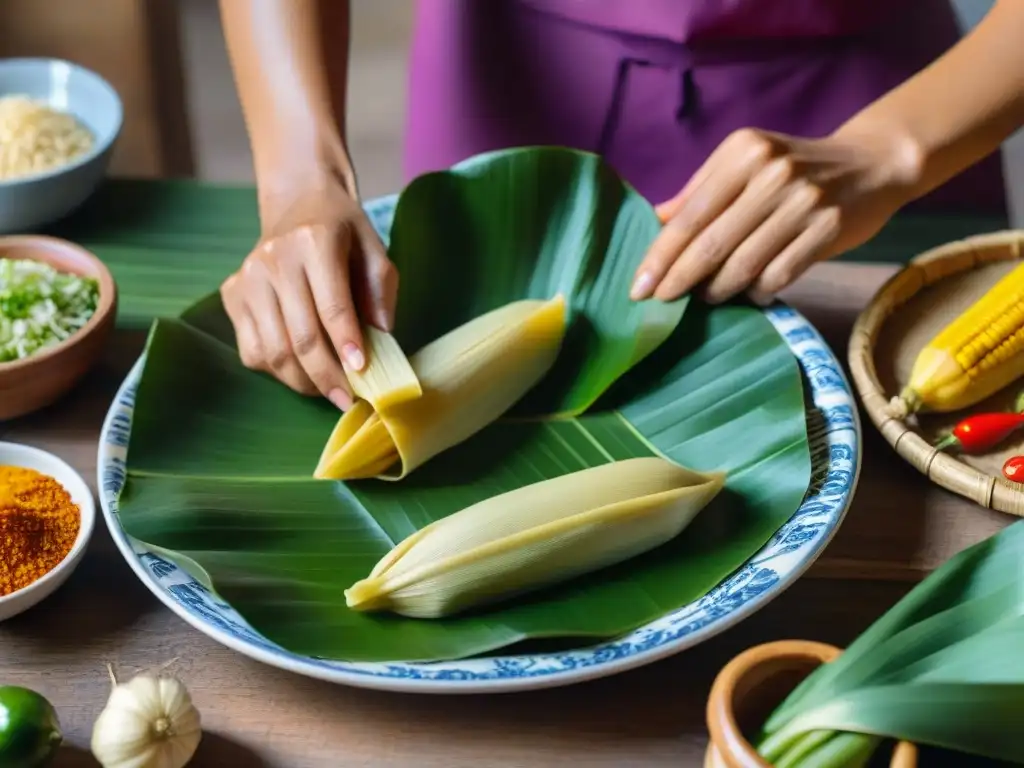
top-left (934, 411), bottom-right (1024, 454)
top-left (1004, 456), bottom-right (1024, 483)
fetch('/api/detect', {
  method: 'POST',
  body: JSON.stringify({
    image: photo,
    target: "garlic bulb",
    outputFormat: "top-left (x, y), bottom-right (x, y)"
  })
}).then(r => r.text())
top-left (91, 673), bottom-right (202, 768)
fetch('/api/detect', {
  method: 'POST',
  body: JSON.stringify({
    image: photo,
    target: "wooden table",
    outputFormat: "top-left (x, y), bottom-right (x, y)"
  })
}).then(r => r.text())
top-left (0, 262), bottom-right (1012, 768)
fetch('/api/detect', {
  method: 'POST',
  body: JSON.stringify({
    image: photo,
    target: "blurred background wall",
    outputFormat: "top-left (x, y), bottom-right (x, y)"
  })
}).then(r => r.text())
top-left (1, 0), bottom-right (1018, 221)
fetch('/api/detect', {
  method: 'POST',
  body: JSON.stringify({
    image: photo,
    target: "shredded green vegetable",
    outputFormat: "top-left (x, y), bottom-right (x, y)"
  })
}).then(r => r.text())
top-left (0, 257), bottom-right (100, 363)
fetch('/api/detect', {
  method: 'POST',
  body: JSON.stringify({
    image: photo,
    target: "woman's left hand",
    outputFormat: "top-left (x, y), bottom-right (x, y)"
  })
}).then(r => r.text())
top-left (629, 126), bottom-right (920, 306)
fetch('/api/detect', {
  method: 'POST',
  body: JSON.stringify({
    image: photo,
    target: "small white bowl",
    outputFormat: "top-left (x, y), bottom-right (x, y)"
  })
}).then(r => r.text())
top-left (0, 441), bottom-right (95, 620)
top-left (0, 57), bottom-right (123, 233)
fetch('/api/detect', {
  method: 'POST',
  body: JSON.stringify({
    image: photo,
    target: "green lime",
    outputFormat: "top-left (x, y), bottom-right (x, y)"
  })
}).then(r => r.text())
top-left (0, 686), bottom-right (62, 768)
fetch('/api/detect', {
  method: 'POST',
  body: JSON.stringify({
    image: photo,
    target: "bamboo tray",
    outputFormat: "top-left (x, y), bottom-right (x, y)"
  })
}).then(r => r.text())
top-left (849, 230), bottom-right (1024, 516)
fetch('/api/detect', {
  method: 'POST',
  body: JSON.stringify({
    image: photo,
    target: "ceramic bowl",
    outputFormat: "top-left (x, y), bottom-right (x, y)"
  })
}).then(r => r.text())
top-left (0, 441), bottom-right (95, 621)
top-left (0, 236), bottom-right (117, 420)
top-left (0, 57), bottom-right (123, 233)
top-left (704, 640), bottom-right (917, 768)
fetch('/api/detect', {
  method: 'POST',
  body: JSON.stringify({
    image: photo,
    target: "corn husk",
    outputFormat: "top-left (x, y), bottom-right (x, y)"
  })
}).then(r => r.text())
top-left (887, 261), bottom-right (1024, 417)
top-left (343, 325), bottom-right (422, 411)
top-left (345, 457), bottom-right (727, 618)
top-left (315, 296), bottom-right (568, 480)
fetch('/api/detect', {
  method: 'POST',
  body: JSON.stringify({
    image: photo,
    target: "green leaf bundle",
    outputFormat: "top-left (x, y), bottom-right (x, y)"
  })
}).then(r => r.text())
top-left (757, 520), bottom-right (1024, 766)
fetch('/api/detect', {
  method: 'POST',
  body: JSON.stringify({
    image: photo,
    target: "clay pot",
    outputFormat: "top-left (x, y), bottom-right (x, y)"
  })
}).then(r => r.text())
top-left (0, 236), bottom-right (117, 420)
top-left (704, 640), bottom-right (918, 768)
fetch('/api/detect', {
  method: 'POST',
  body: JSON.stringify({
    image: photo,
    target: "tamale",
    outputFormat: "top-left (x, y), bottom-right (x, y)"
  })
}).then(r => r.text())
top-left (345, 457), bottom-right (726, 618)
top-left (315, 295), bottom-right (568, 481)
top-left (342, 325), bottom-right (422, 411)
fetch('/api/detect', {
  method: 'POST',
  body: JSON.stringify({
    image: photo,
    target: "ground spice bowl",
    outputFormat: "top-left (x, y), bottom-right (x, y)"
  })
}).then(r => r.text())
top-left (0, 235), bottom-right (117, 421)
top-left (703, 640), bottom-right (918, 768)
top-left (0, 441), bottom-right (95, 621)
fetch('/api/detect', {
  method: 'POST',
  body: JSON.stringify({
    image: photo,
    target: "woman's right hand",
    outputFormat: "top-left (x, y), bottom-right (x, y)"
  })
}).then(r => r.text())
top-left (220, 181), bottom-right (398, 411)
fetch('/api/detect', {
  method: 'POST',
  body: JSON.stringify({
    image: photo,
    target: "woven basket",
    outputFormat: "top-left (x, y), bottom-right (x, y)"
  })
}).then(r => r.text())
top-left (849, 230), bottom-right (1024, 516)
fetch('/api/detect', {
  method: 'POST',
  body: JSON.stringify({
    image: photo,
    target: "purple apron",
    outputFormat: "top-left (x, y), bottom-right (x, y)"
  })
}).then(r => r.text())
top-left (404, 0), bottom-right (1006, 215)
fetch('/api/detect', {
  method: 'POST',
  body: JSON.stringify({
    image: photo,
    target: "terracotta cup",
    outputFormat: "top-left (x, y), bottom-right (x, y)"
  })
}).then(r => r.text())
top-left (704, 640), bottom-right (918, 768)
top-left (0, 235), bottom-right (117, 420)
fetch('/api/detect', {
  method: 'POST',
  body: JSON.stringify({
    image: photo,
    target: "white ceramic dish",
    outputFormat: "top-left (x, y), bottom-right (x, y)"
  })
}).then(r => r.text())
top-left (0, 441), bottom-right (95, 620)
top-left (96, 194), bottom-right (861, 694)
top-left (0, 57), bottom-right (123, 233)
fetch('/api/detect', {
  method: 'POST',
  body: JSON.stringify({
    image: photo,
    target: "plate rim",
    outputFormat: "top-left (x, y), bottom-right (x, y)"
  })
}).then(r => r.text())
top-left (96, 198), bottom-right (861, 694)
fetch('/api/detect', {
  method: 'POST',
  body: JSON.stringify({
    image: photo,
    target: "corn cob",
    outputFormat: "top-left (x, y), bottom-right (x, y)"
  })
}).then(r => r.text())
top-left (889, 261), bottom-right (1024, 418)
top-left (315, 296), bottom-right (568, 480)
top-left (345, 457), bottom-right (726, 619)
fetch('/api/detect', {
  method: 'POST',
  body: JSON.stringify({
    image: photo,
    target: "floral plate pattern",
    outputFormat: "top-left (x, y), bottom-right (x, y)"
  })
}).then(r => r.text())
top-left (96, 194), bottom-right (861, 694)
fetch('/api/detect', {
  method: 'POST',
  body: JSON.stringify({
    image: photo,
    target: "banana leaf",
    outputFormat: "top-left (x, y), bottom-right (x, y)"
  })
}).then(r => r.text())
top-left (116, 147), bottom-right (812, 663)
top-left (756, 521), bottom-right (1024, 766)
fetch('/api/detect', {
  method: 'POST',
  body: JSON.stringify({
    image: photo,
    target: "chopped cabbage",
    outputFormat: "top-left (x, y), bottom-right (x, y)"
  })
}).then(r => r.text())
top-left (0, 258), bottom-right (100, 363)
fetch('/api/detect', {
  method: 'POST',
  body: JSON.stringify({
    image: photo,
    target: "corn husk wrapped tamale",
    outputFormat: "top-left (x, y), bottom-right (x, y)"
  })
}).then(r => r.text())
top-left (315, 296), bottom-right (568, 481)
top-left (343, 325), bottom-right (423, 411)
top-left (345, 457), bottom-right (726, 618)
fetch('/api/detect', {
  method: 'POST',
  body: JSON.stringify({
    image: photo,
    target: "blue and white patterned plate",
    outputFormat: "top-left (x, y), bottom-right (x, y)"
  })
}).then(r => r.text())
top-left (97, 194), bottom-right (861, 694)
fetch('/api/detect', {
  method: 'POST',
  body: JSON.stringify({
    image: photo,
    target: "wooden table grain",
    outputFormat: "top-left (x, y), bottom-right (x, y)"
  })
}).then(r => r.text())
top-left (0, 262), bottom-right (1011, 767)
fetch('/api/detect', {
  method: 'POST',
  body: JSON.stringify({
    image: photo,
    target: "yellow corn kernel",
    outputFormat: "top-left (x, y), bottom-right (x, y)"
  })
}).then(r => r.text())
top-left (889, 261), bottom-right (1024, 417)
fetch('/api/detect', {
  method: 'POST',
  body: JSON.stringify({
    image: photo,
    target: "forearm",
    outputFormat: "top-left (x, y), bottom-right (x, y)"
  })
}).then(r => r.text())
top-left (834, 0), bottom-right (1024, 203)
top-left (218, 0), bottom-right (355, 218)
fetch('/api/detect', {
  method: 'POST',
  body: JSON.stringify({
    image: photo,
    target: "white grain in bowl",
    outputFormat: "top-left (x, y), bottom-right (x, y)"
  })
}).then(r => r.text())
top-left (0, 95), bottom-right (95, 181)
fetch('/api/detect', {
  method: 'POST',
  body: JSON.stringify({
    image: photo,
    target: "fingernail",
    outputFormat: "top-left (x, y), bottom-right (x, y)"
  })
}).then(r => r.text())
top-left (749, 291), bottom-right (775, 307)
top-left (377, 308), bottom-right (393, 333)
top-left (342, 343), bottom-right (365, 371)
top-left (630, 272), bottom-right (654, 300)
top-left (327, 388), bottom-right (352, 411)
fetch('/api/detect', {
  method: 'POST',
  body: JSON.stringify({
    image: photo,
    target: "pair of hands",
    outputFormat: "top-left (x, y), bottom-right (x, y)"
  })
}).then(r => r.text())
top-left (222, 128), bottom-right (912, 409)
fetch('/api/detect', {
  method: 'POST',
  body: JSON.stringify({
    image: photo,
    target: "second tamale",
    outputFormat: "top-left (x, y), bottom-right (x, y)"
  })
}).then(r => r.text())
top-left (345, 457), bottom-right (727, 618)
